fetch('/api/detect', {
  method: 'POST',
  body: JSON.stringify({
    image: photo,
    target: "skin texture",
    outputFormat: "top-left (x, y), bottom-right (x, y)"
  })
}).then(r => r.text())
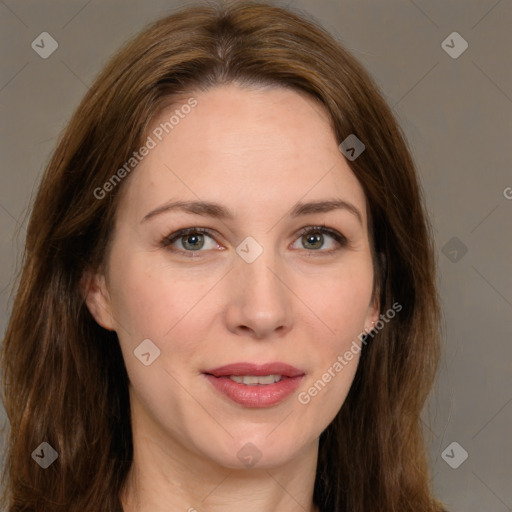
top-left (84, 83), bottom-right (379, 512)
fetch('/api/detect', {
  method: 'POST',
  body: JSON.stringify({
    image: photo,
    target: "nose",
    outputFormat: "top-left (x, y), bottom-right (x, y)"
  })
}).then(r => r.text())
top-left (224, 247), bottom-right (293, 340)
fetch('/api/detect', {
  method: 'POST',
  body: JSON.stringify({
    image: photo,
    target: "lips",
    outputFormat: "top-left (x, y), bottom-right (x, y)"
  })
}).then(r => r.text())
top-left (204, 362), bottom-right (305, 378)
top-left (203, 362), bottom-right (305, 408)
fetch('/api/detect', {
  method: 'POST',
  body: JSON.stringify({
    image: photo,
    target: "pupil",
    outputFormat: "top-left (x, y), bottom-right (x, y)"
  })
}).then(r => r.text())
top-left (304, 233), bottom-right (322, 249)
top-left (184, 234), bottom-right (204, 250)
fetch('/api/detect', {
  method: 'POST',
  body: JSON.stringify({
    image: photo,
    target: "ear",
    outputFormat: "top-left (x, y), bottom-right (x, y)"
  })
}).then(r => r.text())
top-left (363, 294), bottom-right (380, 334)
top-left (80, 269), bottom-right (116, 331)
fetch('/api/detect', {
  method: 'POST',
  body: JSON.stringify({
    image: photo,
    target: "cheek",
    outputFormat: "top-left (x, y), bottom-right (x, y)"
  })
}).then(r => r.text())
top-left (107, 255), bottom-right (210, 399)
top-left (306, 258), bottom-right (374, 338)
top-left (108, 251), bottom-right (210, 340)
top-left (297, 263), bottom-right (372, 425)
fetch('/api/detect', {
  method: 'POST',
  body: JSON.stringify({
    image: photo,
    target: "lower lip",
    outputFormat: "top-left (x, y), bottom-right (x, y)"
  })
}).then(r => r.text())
top-left (204, 374), bottom-right (304, 408)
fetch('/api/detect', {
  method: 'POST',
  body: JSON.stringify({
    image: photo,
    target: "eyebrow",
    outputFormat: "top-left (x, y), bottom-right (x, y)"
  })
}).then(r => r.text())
top-left (141, 198), bottom-right (363, 225)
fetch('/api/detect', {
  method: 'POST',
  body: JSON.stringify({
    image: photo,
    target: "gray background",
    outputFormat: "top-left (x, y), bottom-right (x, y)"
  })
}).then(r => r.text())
top-left (1, 1), bottom-right (511, 510)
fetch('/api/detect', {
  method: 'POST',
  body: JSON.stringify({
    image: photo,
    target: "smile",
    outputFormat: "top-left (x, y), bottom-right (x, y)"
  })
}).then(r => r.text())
top-left (203, 362), bottom-right (305, 408)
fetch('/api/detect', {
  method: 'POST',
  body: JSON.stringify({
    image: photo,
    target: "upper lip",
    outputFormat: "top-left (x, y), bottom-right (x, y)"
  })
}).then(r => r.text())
top-left (204, 362), bottom-right (305, 378)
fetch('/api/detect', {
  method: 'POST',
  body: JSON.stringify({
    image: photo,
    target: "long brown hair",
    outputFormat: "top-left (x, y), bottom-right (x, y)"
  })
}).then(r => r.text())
top-left (1, 1), bottom-right (445, 510)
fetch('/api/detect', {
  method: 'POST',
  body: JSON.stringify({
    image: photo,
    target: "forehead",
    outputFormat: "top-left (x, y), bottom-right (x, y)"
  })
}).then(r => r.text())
top-left (117, 84), bottom-right (367, 225)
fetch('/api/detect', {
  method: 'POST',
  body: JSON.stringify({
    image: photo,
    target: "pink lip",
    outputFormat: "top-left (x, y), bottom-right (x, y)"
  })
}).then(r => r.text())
top-left (204, 362), bottom-right (304, 378)
top-left (203, 362), bottom-right (305, 408)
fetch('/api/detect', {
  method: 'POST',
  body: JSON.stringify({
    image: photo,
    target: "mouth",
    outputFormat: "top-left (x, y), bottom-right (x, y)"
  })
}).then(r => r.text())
top-left (203, 362), bottom-right (305, 408)
top-left (226, 374), bottom-right (285, 385)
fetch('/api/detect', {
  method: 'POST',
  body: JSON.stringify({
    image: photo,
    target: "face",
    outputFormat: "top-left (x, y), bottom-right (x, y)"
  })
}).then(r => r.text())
top-left (85, 83), bottom-right (379, 470)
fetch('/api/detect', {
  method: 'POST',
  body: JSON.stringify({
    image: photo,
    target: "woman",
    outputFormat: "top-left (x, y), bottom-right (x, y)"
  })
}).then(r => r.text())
top-left (1, 1), bottom-right (446, 511)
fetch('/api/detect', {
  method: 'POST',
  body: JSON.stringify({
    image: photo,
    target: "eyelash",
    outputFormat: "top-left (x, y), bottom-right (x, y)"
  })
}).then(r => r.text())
top-left (161, 225), bottom-right (348, 258)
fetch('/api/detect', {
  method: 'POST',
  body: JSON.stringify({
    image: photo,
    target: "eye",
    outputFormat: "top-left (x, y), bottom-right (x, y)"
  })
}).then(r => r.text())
top-left (162, 225), bottom-right (347, 258)
top-left (162, 227), bottom-right (220, 257)
top-left (291, 225), bottom-right (347, 254)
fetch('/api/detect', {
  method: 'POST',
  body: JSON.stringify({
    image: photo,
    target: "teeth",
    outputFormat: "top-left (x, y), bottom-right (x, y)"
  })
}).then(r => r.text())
top-left (229, 374), bottom-right (282, 385)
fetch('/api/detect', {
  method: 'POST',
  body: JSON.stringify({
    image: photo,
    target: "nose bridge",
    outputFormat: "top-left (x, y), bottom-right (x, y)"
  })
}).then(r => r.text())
top-left (237, 237), bottom-right (284, 303)
top-left (227, 235), bottom-right (291, 337)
